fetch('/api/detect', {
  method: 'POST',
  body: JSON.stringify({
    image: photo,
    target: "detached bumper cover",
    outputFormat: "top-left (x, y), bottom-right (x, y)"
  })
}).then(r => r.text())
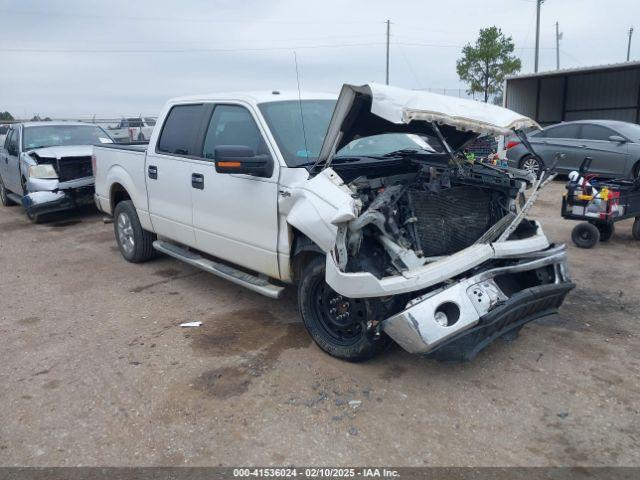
top-left (381, 246), bottom-right (574, 360)
top-left (22, 177), bottom-right (94, 217)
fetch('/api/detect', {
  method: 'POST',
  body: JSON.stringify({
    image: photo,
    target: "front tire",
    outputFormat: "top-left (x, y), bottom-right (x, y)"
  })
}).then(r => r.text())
top-left (297, 256), bottom-right (391, 362)
top-left (519, 155), bottom-right (544, 178)
top-left (571, 222), bottom-right (600, 248)
top-left (632, 218), bottom-right (640, 241)
top-left (113, 200), bottom-right (156, 263)
top-left (0, 175), bottom-right (17, 206)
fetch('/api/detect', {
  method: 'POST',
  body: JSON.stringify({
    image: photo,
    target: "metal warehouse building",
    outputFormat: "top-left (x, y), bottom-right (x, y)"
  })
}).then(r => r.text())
top-left (504, 61), bottom-right (640, 127)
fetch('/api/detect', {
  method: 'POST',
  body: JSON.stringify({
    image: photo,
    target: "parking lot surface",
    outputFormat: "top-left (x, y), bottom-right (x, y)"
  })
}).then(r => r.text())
top-left (0, 180), bottom-right (638, 466)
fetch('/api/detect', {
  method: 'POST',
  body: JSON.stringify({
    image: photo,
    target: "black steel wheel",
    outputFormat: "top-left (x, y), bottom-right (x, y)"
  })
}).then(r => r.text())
top-left (596, 222), bottom-right (615, 242)
top-left (571, 222), bottom-right (600, 249)
top-left (297, 256), bottom-right (391, 362)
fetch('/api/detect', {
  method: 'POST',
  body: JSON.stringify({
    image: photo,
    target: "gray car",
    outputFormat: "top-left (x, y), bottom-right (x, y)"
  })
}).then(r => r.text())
top-left (506, 119), bottom-right (640, 179)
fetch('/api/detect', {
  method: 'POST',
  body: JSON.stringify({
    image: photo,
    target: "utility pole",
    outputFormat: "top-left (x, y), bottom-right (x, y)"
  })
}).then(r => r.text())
top-left (555, 21), bottom-right (562, 69)
top-left (627, 27), bottom-right (634, 61)
top-left (385, 20), bottom-right (390, 85)
top-left (534, 0), bottom-right (544, 72)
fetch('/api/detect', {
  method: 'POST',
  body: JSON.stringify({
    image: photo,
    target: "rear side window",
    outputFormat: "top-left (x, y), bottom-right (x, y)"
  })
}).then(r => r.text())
top-left (202, 105), bottom-right (267, 160)
top-left (581, 124), bottom-right (615, 141)
top-left (542, 124), bottom-right (580, 139)
top-left (157, 104), bottom-right (205, 156)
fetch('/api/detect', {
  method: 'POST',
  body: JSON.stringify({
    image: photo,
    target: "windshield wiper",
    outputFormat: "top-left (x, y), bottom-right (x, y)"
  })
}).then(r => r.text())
top-left (382, 148), bottom-right (434, 158)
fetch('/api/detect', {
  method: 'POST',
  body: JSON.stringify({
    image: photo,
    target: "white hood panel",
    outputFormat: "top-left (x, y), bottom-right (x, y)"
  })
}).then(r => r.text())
top-left (318, 83), bottom-right (539, 165)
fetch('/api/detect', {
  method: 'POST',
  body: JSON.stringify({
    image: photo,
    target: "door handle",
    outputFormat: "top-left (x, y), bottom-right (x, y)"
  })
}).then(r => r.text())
top-left (191, 173), bottom-right (204, 190)
top-left (148, 165), bottom-right (157, 179)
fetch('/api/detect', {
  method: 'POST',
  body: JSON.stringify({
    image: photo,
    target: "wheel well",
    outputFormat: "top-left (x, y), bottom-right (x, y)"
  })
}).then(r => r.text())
top-left (632, 160), bottom-right (640, 178)
top-left (110, 183), bottom-right (131, 212)
top-left (290, 229), bottom-right (324, 283)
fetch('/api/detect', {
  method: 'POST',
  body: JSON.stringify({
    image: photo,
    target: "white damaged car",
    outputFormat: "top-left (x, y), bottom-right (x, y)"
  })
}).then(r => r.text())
top-left (94, 83), bottom-right (575, 361)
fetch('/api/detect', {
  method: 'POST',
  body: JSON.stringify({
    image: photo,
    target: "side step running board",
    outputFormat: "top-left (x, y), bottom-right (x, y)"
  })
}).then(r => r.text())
top-left (153, 240), bottom-right (285, 299)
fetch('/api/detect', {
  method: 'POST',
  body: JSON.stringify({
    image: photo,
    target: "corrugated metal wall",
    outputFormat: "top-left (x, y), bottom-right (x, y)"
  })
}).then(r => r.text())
top-left (505, 65), bottom-right (640, 126)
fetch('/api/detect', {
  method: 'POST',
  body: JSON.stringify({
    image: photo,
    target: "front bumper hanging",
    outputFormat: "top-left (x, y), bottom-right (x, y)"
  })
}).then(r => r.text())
top-left (381, 245), bottom-right (574, 360)
top-left (22, 177), bottom-right (94, 218)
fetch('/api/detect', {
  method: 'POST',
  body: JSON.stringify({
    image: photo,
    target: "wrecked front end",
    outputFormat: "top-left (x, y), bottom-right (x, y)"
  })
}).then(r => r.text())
top-left (324, 161), bottom-right (574, 360)
top-left (22, 148), bottom-right (95, 219)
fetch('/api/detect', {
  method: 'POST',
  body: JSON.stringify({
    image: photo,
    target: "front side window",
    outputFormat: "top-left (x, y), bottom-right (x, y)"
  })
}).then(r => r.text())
top-left (157, 104), bottom-right (205, 156)
top-left (22, 125), bottom-right (111, 150)
top-left (202, 105), bottom-right (267, 160)
top-left (4, 129), bottom-right (14, 150)
top-left (542, 124), bottom-right (580, 139)
top-left (8, 130), bottom-right (18, 153)
top-left (580, 124), bottom-right (615, 141)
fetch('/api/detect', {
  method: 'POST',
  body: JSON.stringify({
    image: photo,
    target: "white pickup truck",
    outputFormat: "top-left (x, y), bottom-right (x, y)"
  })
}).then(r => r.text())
top-left (93, 83), bottom-right (574, 362)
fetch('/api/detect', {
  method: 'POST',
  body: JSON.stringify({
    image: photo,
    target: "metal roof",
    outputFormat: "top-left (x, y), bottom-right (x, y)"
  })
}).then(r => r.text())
top-left (506, 61), bottom-right (640, 81)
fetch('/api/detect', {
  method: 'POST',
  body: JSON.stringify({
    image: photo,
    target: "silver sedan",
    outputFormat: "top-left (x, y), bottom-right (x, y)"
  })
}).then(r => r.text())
top-left (506, 119), bottom-right (640, 178)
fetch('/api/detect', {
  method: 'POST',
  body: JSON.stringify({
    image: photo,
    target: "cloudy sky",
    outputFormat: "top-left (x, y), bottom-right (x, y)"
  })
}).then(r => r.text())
top-left (1, 0), bottom-right (638, 119)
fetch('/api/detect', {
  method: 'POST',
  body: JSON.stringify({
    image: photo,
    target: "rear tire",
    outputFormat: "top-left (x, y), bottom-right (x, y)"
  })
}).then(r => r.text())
top-left (571, 222), bottom-right (600, 249)
top-left (297, 255), bottom-right (391, 362)
top-left (596, 222), bottom-right (615, 242)
top-left (632, 218), bottom-right (640, 241)
top-left (113, 200), bottom-right (156, 263)
top-left (0, 175), bottom-right (17, 206)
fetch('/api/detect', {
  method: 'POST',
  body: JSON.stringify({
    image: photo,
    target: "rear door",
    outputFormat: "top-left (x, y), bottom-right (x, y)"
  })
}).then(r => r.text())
top-left (190, 103), bottom-right (280, 278)
top-left (578, 123), bottom-right (629, 177)
top-left (532, 123), bottom-right (581, 173)
top-left (145, 104), bottom-right (207, 248)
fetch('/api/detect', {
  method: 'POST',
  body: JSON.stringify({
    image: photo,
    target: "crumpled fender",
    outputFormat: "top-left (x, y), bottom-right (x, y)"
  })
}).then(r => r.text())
top-left (283, 168), bottom-right (360, 253)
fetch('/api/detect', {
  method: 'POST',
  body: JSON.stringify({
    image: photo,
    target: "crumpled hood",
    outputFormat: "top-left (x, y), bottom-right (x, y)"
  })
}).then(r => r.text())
top-left (27, 145), bottom-right (94, 160)
top-left (317, 83), bottom-right (540, 166)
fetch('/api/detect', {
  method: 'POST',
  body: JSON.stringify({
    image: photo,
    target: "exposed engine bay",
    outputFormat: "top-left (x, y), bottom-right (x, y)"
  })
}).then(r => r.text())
top-left (333, 160), bottom-right (536, 279)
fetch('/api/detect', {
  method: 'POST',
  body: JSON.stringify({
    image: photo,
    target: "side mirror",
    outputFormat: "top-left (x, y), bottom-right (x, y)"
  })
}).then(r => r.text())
top-left (214, 145), bottom-right (273, 178)
top-left (579, 156), bottom-right (593, 175)
top-left (609, 135), bottom-right (626, 143)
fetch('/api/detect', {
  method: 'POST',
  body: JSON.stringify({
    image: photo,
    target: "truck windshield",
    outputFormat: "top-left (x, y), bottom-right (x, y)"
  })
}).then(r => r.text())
top-left (258, 100), bottom-right (335, 167)
top-left (23, 125), bottom-right (112, 150)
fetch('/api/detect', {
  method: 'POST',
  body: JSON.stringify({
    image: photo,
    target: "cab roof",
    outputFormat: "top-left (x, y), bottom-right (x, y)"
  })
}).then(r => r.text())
top-left (169, 91), bottom-right (337, 105)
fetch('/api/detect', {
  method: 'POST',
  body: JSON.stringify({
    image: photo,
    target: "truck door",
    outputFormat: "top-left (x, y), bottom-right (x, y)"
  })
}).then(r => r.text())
top-left (145, 104), bottom-right (207, 248)
top-left (2, 128), bottom-right (22, 194)
top-left (190, 103), bottom-right (280, 278)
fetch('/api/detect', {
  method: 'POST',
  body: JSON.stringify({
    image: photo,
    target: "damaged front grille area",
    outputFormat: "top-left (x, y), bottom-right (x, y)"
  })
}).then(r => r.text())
top-left (55, 156), bottom-right (93, 182)
top-left (410, 186), bottom-right (504, 257)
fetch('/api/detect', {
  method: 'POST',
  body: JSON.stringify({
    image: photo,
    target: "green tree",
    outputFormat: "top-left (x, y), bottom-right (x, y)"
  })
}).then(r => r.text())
top-left (456, 27), bottom-right (521, 103)
top-left (0, 111), bottom-right (14, 121)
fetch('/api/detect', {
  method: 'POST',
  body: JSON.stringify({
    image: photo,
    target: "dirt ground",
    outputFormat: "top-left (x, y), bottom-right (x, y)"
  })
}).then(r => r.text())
top-left (0, 180), bottom-right (638, 467)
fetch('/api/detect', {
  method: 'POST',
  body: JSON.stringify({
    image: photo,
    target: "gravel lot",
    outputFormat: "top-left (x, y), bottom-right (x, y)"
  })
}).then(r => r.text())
top-left (0, 180), bottom-right (638, 467)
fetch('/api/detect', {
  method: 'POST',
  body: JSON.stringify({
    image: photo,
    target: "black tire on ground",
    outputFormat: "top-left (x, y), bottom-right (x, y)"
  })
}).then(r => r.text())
top-left (113, 200), bottom-right (157, 263)
top-left (0, 175), bottom-right (17, 206)
top-left (519, 155), bottom-right (545, 178)
top-left (297, 255), bottom-right (391, 362)
top-left (596, 222), bottom-right (615, 242)
top-left (633, 162), bottom-right (640, 180)
top-left (571, 222), bottom-right (600, 249)
top-left (632, 218), bottom-right (640, 241)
